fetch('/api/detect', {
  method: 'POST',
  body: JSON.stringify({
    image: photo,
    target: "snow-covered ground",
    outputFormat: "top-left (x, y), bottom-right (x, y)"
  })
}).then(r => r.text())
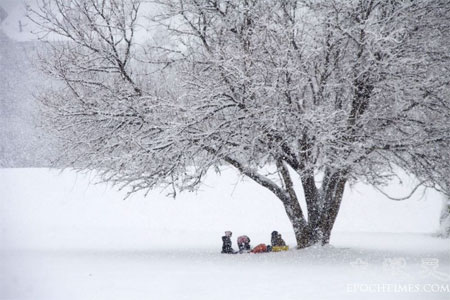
top-left (1, 168), bottom-right (449, 300)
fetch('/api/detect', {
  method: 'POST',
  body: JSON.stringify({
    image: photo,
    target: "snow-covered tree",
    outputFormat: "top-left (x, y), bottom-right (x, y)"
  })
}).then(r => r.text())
top-left (30, 0), bottom-right (450, 248)
top-left (401, 144), bottom-right (450, 238)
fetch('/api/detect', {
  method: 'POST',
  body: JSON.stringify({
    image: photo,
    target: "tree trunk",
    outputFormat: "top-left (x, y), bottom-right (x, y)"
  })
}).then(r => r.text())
top-left (281, 198), bottom-right (311, 248)
top-left (320, 176), bottom-right (347, 245)
top-left (231, 158), bottom-right (348, 249)
top-left (301, 173), bottom-right (323, 245)
top-left (280, 169), bottom-right (347, 249)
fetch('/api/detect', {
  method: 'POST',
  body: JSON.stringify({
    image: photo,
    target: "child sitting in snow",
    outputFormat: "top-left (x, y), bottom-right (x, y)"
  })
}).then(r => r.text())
top-left (271, 230), bottom-right (286, 247)
top-left (237, 235), bottom-right (251, 253)
top-left (221, 231), bottom-right (237, 254)
top-left (270, 230), bottom-right (289, 252)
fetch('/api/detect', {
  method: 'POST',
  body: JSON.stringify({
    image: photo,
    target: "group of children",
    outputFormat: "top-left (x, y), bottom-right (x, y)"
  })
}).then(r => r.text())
top-left (221, 230), bottom-right (288, 254)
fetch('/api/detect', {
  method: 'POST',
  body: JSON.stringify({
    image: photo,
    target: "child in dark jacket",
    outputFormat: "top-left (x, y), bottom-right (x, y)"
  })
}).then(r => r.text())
top-left (221, 231), bottom-right (237, 254)
top-left (271, 230), bottom-right (286, 247)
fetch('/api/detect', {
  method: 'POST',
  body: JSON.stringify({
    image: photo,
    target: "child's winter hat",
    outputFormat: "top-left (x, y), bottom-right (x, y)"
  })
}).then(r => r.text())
top-left (225, 231), bottom-right (232, 237)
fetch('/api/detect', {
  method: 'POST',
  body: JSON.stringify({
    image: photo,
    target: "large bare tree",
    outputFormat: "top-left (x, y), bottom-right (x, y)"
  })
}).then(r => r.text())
top-left (30, 0), bottom-right (450, 248)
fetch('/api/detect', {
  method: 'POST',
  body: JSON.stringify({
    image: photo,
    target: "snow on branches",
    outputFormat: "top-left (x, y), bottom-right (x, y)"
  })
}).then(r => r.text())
top-left (29, 0), bottom-right (450, 247)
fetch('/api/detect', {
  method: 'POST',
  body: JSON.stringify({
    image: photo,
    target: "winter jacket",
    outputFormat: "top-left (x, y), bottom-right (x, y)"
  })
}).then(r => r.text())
top-left (237, 235), bottom-right (251, 252)
top-left (251, 243), bottom-right (268, 253)
top-left (221, 236), bottom-right (236, 254)
top-left (271, 231), bottom-right (286, 247)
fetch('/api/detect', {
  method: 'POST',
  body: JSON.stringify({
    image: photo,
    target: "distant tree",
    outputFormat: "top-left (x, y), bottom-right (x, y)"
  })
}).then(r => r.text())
top-left (0, 6), bottom-right (8, 24)
top-left (401, 144), bottom-right (450, 238)
top-left (434, 168), bottom-right (450, 238)
top-left (439, 196), bottom-right (450, 238)
top-left (29, 0), bottom-right (450, 248)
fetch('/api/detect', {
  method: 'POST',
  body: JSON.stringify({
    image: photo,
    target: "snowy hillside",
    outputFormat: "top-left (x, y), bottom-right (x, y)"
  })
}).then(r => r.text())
top-left (1, 168), bottom-right (449, 300)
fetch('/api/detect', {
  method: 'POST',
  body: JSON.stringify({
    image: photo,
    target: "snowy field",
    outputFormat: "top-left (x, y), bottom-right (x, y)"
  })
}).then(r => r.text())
top-left (1, 168), bottom-right (449, 300)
